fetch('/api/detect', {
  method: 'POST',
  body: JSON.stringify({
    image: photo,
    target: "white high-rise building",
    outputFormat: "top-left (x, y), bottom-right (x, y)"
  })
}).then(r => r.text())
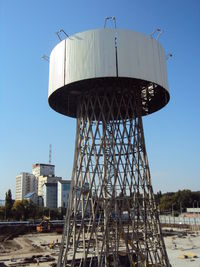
top-left (32, 163), bottom-right (56, 195)
top-left (42, 182), bottom-right (58, 209)
top-left (57, 180), bottom-right (71, 208)
top-left (32, 163), bottom-right (55, 178)
top-left (15, 172), bottom-right (37, 200)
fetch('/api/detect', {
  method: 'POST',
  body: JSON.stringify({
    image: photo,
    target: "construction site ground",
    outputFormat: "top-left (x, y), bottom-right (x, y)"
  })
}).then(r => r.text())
top-left (0, 228), bottom-right (200, 266)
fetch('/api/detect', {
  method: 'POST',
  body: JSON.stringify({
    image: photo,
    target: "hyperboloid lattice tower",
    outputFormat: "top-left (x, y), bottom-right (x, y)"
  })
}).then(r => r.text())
top-left (48, 24), bottom-right (171, 267)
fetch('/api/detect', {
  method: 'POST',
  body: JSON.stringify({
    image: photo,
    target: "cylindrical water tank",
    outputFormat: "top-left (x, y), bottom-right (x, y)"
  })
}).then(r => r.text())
top-left (48, 29), bottom-right (170, 117)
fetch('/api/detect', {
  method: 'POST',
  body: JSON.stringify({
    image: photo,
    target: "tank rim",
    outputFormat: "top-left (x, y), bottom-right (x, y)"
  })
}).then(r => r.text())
top-left (48, 77), bottom-right (170, 118)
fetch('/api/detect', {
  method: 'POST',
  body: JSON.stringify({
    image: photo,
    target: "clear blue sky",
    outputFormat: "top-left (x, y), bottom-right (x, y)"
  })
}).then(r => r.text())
top-left (1, 0), bottom-right (200, 200)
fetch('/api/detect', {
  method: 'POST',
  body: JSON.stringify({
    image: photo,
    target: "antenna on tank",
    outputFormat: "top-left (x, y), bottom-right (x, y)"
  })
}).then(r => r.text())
top-left (104, 16), bottom-right (118, 76)
top-left (41, 54), bottom-right (49, 62)
top-left (151, 28), bottom-right (163, 40)
top-left (56, 29), bottom-right (70, 41)
top-left (104, 16), bottom-right (117, 29)
top-left (166, 53), bottom-right (173, 60)
top-left (49, 144), bottom-right (52, 164)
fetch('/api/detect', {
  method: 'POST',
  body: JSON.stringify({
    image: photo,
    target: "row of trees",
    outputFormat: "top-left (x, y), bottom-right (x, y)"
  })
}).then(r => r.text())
top-left (1, 189), bottom-right (200, 221)
top-left (155, 189), bottom-right (200, 215)
top-left (0, 189), bottom-right (66, 221)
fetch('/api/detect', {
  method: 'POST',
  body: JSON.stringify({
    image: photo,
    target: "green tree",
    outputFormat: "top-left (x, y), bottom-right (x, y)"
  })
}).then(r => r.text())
top-left (0, 206), bottom-right (5, 220)
top-left (158, 190), bottom-right (200, 214)
top-left (159, 192), bottom-right (176, 213)
top-left (5, 189), bottom-right (13, 219)
top-left (12, 200), bottom-right (25, 220)
top-left (12, 200), bottom-right (37, 220)
top-left (155, 191), bottom-right (162, 206)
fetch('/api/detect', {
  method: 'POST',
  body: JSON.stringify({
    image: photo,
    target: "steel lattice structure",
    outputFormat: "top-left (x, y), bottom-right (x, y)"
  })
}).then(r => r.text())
top-left (56, 89), bottom-right (170, 266)
top-left (48, 27), bottom-right (171, 266)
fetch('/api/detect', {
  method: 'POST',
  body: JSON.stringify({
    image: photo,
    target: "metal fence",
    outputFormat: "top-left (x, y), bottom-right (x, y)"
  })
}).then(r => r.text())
top-left (159, 215), bottom-right (200, 225)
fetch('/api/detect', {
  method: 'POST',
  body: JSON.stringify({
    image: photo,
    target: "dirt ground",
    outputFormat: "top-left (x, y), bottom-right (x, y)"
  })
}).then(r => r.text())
top-left (164, 229), bottom-right (200, 267)
top-left (0, 230), bottom-right (200, 266)
top-left (0, 232), bottom-right (61, 266)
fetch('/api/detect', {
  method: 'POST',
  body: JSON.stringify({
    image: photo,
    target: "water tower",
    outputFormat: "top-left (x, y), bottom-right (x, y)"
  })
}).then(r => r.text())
top-left (48, 19), bottom-right (171, 267)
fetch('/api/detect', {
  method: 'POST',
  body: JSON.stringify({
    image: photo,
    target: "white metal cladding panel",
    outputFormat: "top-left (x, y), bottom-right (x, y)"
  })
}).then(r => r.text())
top-left (65, 29), bottom-right (116, 84)
top-left (117, 30), bottom-right (169, 92)
top-left (48, 40), bottom-right (65, 96)
top-left (158, 43), bottom-right (169, 90)
top-left (48, 29), bottom-right (169, 96)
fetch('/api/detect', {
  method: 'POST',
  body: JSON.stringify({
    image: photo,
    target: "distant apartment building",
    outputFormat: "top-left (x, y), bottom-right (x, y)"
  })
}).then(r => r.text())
top-left (42, 183), bottom-right (58, 209)
top-left (15, 172), bottom-right (37, 200)
top-left (37, 175), bottom-right (62, 196)
top-left (57, 180), bottom-right (71, 208)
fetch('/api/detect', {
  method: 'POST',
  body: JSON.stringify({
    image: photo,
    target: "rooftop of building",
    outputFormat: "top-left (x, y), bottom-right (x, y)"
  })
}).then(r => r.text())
top-left (38, 175), bottom-right (62, 178)
top-left (24, 192), bottom-right (37, 198)
top-left (58, 180), bottom-right (71, 184)
top-left (43, 182), bottom-right (58, 187)
top-left (32, 163), bottom-right (55, 168)
top-left (17, 172), bottom-right (34, 176)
